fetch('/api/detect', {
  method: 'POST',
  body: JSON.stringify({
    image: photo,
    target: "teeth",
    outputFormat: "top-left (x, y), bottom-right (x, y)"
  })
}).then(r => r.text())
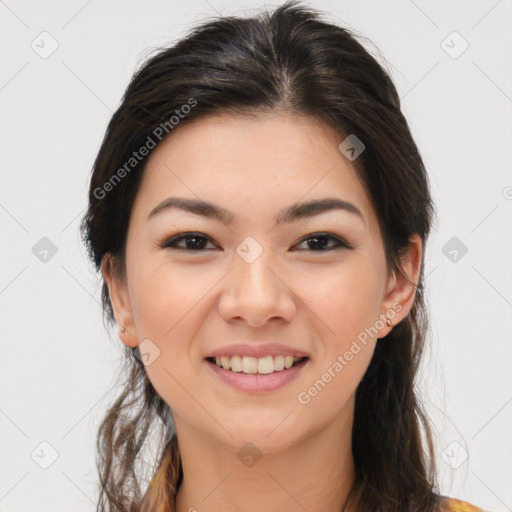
top-left (211, 355), bottom-right (305, 374)
top-left (242, 357), bottom-right (258, 374)
top-left (274, 355), bottom-right (285, 371)
top-left (230, 355), bottom-right (242, 372)
top-left (257, 356), bottom-right (273, 374)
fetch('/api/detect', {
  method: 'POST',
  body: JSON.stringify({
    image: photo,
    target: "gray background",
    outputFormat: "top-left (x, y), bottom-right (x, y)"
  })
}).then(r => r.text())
top-left (1, 0), bottom-right (511, 510)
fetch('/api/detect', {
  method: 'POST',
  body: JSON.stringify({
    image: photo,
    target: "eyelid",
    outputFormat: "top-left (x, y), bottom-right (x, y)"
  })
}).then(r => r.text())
top-left (293, 232), bottom-right (353, 251)
top-left (158, 231), bottom-right (219, 250)
top-left (158, 230), bottom-right (353, 252)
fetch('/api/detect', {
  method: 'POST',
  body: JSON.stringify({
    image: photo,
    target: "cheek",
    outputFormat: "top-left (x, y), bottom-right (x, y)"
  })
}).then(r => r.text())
top-left (296, 257), bottom-right (382, 343)
top-left (129, 256), bottom-right (217, 340)
top-left (294, 264), bottom-right (380, 418)
top-left (295, 344), bottom-right (372, 432)
top-left (129, 261), bottom-right (213, 416)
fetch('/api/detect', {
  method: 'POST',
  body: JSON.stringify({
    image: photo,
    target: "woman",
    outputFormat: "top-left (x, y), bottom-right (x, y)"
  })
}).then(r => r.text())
top-left (80, 2), bottom-right (485, 511)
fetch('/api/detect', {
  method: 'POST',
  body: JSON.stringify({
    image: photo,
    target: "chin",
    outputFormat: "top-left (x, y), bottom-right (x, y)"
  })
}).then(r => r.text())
top-left (212, 415), bottom-right (304, 452)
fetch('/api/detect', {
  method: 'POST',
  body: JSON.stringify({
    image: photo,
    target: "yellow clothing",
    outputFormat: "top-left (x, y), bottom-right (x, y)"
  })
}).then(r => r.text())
top-left (442, 497), bottom-right (485, 511)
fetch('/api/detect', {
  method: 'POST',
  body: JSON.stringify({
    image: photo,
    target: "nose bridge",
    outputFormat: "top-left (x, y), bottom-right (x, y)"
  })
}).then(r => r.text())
top-left (234, 238), bottom-right (281, 303)
top-left (235, 246), bottom-right (276, 297)
top-left (218, 237), bottom-right (295, 325)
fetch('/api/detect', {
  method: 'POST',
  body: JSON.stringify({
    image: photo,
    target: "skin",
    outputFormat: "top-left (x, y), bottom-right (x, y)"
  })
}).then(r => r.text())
top-left (101, 112), bottom-right (422, 512)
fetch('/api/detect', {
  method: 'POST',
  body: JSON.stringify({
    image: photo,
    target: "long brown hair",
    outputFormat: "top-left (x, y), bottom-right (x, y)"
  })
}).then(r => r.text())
top-left (80, 2), bottom-right (442, 510)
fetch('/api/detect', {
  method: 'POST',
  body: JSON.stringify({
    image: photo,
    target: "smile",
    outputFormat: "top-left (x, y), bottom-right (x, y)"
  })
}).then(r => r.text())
top-left (206, 355), bottom-right (308, 374)
top-left (205, 356), bottom-right (310, 393)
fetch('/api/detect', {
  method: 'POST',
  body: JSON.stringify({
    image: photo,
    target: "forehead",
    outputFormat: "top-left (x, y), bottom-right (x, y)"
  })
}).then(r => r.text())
top-left (133, 112), bottom-right (377, 233)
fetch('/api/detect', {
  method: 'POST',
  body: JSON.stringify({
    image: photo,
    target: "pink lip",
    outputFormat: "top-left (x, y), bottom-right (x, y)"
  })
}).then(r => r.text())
top-left (205, 343), bottom-right (310, 359)
top-left (205, 357), bottom-right (309, 392)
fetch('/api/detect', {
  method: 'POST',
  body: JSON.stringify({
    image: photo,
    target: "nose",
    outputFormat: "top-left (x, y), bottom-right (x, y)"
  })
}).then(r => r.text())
top-left (217, 249), bottom-right (297, 327)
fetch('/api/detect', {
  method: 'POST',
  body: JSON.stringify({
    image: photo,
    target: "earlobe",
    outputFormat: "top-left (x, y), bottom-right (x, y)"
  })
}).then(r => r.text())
top-left (100, 254), bottom-right (138, 348)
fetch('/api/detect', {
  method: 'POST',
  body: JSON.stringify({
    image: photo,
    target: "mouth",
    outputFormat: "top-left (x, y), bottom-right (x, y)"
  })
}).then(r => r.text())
top-left (204, 354), bottom-right (310, 392)
top-left (205, 355), bottom-right (309, 374)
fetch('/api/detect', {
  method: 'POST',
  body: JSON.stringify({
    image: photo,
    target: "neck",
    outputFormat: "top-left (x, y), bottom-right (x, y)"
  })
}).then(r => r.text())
top-left (174, 398), bottom-right (356, 512)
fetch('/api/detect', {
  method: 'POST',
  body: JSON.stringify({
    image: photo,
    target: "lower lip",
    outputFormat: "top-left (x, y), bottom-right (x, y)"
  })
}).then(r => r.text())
top-left (205, 358), bottom-right (309, 393)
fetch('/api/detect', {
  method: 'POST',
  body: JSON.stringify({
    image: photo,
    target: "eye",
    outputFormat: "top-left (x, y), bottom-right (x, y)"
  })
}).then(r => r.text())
top-left (159, 231), bottom-right (352, 253)
top-left (292, 232), bottom-right (352, 252)
top-left (159, 232), bottom-right (218, 251)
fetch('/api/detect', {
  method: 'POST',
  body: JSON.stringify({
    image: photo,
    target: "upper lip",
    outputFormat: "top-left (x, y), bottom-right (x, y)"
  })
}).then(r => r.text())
top-left (205, 343), bottom-right (310, 359)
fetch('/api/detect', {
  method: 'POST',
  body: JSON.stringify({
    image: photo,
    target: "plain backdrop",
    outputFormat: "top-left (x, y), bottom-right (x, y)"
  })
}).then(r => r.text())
top-left (1, 1), bottom-right (511, 511)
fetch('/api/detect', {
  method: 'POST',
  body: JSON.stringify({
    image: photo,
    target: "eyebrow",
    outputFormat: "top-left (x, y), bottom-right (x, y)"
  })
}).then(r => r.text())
top-left (147, 196), bottom-right (364, 225)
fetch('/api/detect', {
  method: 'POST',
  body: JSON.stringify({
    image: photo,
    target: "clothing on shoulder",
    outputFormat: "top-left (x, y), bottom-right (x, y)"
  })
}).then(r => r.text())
top-left (442, 496), bottom-right (486, 512)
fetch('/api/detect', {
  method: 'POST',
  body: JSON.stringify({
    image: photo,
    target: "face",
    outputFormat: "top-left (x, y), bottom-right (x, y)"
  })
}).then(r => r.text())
top-left (102, 112), bottom-right (422, 453)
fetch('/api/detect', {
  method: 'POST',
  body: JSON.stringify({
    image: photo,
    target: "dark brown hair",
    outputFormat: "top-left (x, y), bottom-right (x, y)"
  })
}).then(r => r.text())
top-left (80, 2), bottom-right (443, 510)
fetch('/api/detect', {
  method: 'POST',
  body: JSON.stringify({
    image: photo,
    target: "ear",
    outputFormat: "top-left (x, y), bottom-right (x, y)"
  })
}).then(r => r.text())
top-left (379, 233), bottom-right (423, 336)
top-left (101, 253), bottom-right (138, 348)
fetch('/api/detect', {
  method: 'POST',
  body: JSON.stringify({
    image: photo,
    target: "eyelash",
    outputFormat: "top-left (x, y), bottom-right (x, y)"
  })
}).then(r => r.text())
top-left (158, 231), bottom-right (353, 252)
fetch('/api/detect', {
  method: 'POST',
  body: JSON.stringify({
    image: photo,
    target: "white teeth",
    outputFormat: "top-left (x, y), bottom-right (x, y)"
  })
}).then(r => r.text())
top-left (242, 356), bottom-right (258, 374)
top-left (210, 354), bottom-right (305, 374)
top-left (274, 355), bottom-right (285, 371)
top-left (230, 355), bottom-right (242, 372)
top-left (257, 355), bottom-right (274, 374)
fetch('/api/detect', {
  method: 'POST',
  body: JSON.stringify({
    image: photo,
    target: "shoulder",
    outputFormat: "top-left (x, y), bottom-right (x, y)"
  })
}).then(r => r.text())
top-left (440, 496), bottom-right (486, 512)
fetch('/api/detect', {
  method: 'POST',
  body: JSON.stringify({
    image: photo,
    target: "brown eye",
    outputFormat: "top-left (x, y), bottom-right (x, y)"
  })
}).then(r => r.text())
top-left (293, 233), bottom-right (352, 252)
top-left (160, 232), bottom-right (218, 251)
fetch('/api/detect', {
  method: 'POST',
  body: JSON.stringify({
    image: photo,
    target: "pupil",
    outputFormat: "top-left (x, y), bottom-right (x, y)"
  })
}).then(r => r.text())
top-left (186, 236), bottom-right (205, 250)
top-left (309, 236), bottom-right (328, 250)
